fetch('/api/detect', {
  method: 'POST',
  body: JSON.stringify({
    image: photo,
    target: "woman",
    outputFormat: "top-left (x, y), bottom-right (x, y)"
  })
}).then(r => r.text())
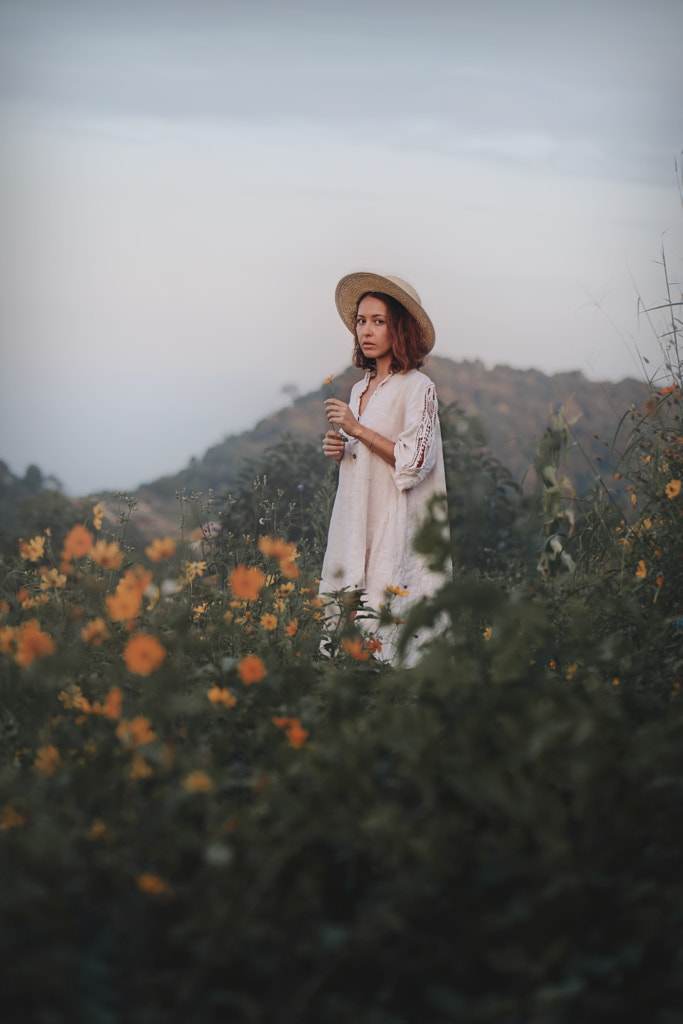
top-left (320, 271), bottom-right (450, 664)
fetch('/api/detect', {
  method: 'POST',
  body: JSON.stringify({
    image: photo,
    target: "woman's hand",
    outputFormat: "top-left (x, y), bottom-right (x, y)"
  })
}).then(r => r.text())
top-left (322, 430), bottom-right (345, 463)
top-left (324, 398), bottom-right (360, 437)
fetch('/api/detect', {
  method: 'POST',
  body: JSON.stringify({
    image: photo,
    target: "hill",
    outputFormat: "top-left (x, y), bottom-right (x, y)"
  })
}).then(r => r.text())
top-left (132, 356), bottom-right (647, 535)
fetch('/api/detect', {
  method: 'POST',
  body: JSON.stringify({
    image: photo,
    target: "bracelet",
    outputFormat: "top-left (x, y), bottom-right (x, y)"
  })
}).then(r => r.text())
top-left (368, 432), bottom-right (377, 452)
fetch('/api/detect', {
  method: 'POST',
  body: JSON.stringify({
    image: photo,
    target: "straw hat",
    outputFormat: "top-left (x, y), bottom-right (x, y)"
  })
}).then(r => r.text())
top-left (335, 272), bottom-right (435, 353)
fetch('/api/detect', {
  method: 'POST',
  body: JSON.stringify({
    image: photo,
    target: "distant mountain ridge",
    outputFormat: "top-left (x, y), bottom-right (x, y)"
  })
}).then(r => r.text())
top-left (132, 356), bottom-right (647, 535)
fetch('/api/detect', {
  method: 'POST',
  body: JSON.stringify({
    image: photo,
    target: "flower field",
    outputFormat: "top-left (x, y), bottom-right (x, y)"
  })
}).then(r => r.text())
top-left (2, 324), bottom-right (683, 1021)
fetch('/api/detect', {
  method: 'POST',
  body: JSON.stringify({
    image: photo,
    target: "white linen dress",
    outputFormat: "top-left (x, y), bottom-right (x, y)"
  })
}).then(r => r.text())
top-left (319, 368), bottom-right (450, 663)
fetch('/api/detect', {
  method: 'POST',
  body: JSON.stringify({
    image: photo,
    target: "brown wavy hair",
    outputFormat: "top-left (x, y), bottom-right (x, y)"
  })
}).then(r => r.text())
top-left (352, 292), bottom-right (427, 374)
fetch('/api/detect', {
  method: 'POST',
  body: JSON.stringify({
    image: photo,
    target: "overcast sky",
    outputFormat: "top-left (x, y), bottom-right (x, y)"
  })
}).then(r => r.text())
top-left (1, 0), bottom-right (681, 496)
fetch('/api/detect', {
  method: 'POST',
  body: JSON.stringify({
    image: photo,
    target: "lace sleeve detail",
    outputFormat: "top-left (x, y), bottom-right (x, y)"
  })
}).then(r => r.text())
top-left (393, 381), bottom-right (440, 491)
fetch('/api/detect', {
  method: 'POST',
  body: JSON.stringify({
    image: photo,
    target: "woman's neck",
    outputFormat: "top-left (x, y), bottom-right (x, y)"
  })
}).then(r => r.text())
top-left (373, 353), bottom-right (393, 381)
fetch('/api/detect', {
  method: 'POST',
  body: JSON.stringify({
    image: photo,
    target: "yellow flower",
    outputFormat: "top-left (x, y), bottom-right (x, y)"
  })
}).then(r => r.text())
top-left (58, 685), bottom-right (90, 712)
top-left (482, 627), bottom-right (492, 639)
top-left (182, 561), bottom-right (207, 584)
top-left (665, 479), bottom-right (681, 499)
top-left (229, 565), bottom-right (266, 602)
top-left (386, 584), bottom-right (409, 597)
top-left (39, 567), bottom-right (67, 591)
top-left (635, 560), bottom-right (647, 579)
top-left (19, 592), bottom-right (50, 609)
top-left (90, 540), bottom-right (124, 570)
top-left (182, 770), bottom-right (213, 793)
top-left (19, 535), bottom-right (46, 562)
top-left (238, 654), bottom-right (266, 685)
top-left (145, 536), bottom-right (177, 562)
top-left (123, 633), bottom-right (167, 676)
top-left (630, 492), bottom-right (637, 505)
top-left (260, 613), bottom-right (278, 631)
top-left (34, 744), bottom-right (60, 776)
top-left (81, 617), bottom-right (109, 645)
top-left (92, 503), bottom-right (104, 530)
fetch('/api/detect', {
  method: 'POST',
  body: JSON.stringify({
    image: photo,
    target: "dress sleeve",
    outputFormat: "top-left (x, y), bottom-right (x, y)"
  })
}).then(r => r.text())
top-left (393, 379), bottom-right (440, 491)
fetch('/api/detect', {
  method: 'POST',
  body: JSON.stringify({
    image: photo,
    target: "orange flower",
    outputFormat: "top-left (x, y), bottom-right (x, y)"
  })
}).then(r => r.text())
top-left (85, 819), bottom-right (109, 841)
top-left (145, 536), bottom-right (177, 562)
top-left (482, 626), bottom-right (492, 639)
top-left (0, 626), bottom-right (18, 654)
top-left (90, 540), bottom-right (124, 570)
top-left (130, 752), bottom-right (153, 779)
top-left (635, 560), bottom-right (647, 579)
top-left (92, 503), bottom-right (104, 530)
top-left (116, 716), bottom-right (156, 748)
top-left (0, 804), bottom-right (28, 830)
top-left (207, 685), bottom-right (237, 707)
top-left (342, 637), bottom-right (371, 661)
top-left (238, 654), bottom-right (266, 685)
top-left (106, 567), bottom-right (153, 621)
top-left (258, 536), bottom-right (300, 579)
top-left (19, 535), bottom-right (45, 562)
top-left (565, 662), bottom-right (578, 680)
top-left (123, 633), bottom-right (167, 676)
top-left (367, 637), bottom-right (383, 654)
top-left (665, 479), bottom-right (681, 499)
top-left (101, 685), bottom-right (122, 719)
top-left (34, 744), bottom-right (60, 776)
top-left (655, 574), bottom-right (664, 587)
top-left (61, 524), bottom-right (94, 562)
top-left (229, 565), bottom-right (266, 602)
top-left (323, 374), bottom-right (334, 385)
top-left (386, 584), bottom-right (409, 597)
top-left (260, 613), bottom-right (278, 631)
top-left (14, 620), bottom-right (55, 666)
top-left (81, 617), bottom-right (109, 645)
top-left (137, 873), bottom-right (168, 894)
top-left (182, 770), bottom-right (213, 793)
top-left (285, 618), bottom-right (298, 637)
top-left (273, 716), bottom-right (308, 748)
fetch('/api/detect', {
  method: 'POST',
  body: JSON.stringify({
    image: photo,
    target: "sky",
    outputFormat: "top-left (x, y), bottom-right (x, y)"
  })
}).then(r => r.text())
top-left (1, 0), bottom-right (682, 496)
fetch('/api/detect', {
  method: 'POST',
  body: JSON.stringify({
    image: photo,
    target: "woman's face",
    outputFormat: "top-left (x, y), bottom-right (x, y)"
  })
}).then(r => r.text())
top-left (355, 296), bottom-right (393, 362)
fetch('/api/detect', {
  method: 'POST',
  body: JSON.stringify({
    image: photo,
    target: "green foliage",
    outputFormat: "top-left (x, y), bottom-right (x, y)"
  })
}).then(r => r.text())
top-left (1, 251), bottom-right (681, 1022)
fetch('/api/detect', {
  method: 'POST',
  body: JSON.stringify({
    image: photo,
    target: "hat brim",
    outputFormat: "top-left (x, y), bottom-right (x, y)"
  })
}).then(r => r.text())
top-left (335, 272), bottom-right (435, 353)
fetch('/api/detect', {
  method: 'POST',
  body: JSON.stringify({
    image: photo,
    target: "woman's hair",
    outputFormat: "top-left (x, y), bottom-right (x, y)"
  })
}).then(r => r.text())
top-left (352, 291), bottom-right (426, 373)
